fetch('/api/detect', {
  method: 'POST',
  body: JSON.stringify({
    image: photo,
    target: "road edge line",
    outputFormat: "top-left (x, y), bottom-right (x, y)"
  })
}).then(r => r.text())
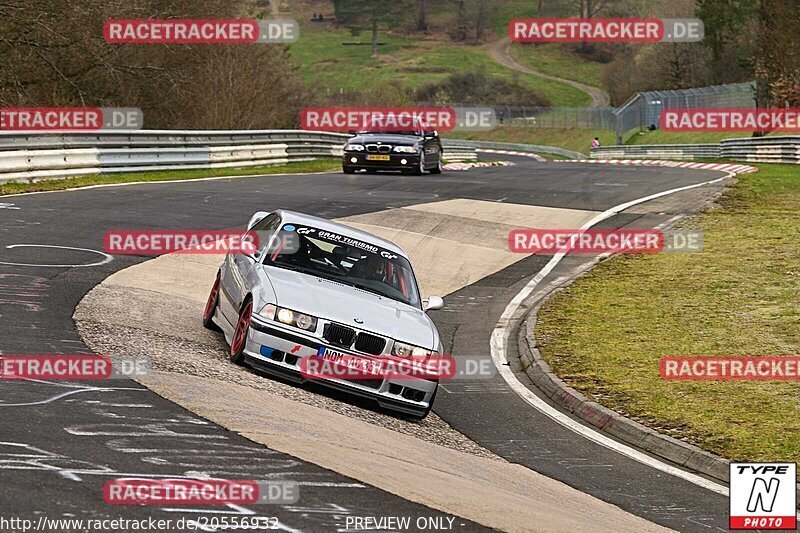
top-left (490, 166), bottom-right (761, 497)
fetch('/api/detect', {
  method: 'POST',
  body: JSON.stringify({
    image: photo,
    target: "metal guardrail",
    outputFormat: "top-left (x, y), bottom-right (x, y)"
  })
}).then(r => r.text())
top-left (443, 139), bottom-right (584, 160)
top-left (591, 144), bottom-right (721, 160)
top-left (593, 136), bottom-right (800, 164)
top-left (0, 130), bottom-right (350, 183)
top-left (440, 145), bottom-right (478, 163)
top-left (0, 131), bottom-right (588, 184)
top-left (720, 136), bottom-right (800, 164)
top-left (6, 129), bottom-right (795, 184)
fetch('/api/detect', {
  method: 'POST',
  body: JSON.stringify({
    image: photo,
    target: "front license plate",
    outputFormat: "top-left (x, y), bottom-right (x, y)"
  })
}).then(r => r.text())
top-left (317, 345), bottom-right (348, 361)
top-left (366, 154), bottom-right (390, 161)
top-left (317, 346), bottom-right (382, 375)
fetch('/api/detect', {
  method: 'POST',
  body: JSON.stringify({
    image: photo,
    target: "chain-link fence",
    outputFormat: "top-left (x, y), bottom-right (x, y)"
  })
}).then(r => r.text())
top-left (437, 81), bottom-right (757, 143)
top-left (489, 106), bottom-right (617, 129)
top-left (613, 82), bottom-right (757, 142)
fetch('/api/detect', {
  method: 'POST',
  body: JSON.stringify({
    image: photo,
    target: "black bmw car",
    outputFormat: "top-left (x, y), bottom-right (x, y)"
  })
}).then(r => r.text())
top-left (342, 128), bottom-right (443, 175)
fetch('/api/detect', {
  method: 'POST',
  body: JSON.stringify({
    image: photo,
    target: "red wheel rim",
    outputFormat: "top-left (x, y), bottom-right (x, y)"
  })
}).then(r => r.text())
top-left (203, 275), bottom-right (220, 320)
top-left (231, 300), bottom-right (252, 355)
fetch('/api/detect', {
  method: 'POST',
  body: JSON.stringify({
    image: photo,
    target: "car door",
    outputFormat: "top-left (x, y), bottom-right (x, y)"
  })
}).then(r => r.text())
top-left (422, 130), bottom-right (441, 167)
top-left (219, 214), bottom-right (280, 326)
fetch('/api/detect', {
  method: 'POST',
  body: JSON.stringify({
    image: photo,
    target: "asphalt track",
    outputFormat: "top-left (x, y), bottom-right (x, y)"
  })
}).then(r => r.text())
top-left (0, 156), bottom-right (735, 532)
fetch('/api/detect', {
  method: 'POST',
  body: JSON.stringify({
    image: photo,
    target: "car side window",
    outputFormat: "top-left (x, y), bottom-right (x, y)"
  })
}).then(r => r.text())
top-left (251, 214), bottom-right (281, 260)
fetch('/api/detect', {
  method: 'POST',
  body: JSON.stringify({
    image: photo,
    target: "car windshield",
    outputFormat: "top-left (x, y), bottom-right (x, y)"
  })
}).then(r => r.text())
top-left (264, 224), bottom-right (421, 308)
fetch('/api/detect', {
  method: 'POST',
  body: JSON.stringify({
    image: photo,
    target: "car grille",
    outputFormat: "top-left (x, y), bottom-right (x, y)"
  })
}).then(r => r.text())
top-left (354, 332), bottom-right (386, 355)
top-left (366, 144), bottom-right (391, 154)
top-left (323, 323), bottom-right (356, 347)
top-left (322, 322), bottom-right (388, 355)
top-left (343, 378), bottom-right (382, 389)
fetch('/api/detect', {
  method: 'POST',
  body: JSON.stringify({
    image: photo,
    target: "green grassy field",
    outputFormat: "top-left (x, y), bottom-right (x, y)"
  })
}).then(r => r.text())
top-left (509, 43), bottom-right (607, 89)
top-left (0, 160), bottom-right (339, 196)
top-left (288, 26), bottom-right (590, 106)
top-left (536, 163), bottom-right (800, 462)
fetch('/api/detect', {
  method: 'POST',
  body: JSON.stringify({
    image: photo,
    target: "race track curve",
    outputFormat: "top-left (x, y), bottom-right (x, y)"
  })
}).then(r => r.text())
top-left (0, 155), bottom-right (736, 532)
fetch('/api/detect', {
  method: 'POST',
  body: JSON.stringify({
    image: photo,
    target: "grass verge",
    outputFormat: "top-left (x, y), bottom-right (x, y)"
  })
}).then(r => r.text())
top-left (536, 163), bottom-right (800, 462)
top-left (0, 159), bottom-right (340, 196)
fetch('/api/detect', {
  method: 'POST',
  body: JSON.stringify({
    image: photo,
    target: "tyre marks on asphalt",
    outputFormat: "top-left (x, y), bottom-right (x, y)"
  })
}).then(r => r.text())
top-left (1, 380), bottom-right (472, 532)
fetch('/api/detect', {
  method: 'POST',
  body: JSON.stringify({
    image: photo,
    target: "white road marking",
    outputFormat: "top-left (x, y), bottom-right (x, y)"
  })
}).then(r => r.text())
top-left (0, 202), bottom-right (20, 209)
top-left (491, 172), bottom-right (738, 497)
top-left (0, 244), bottom-right (113, 268)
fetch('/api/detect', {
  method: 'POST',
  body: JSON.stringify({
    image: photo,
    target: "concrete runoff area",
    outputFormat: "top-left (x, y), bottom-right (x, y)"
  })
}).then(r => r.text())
top-left (76, 199), bottom-right (673, 532)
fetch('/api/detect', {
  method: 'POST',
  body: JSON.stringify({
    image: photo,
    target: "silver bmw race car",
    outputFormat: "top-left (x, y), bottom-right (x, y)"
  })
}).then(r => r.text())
top-left (202, 210), bottom-right (445, 419)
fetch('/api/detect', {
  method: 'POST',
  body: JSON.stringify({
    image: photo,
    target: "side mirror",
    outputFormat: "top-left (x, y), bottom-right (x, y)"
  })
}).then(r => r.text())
top-left (423, 296), bottom-right (444, 312)
top-left (247, 211), bottom-right (270, 231)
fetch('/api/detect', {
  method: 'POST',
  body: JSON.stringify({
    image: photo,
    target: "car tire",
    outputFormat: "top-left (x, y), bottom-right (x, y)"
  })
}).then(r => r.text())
top-left (429, 157), bottom-right (442, 174)
top-left (412, 154), bottom-right (425, 176)
top-left (230, 297), bottom-right (252, 365)
top-left (202, 272), bottom-right (222, 331)
top-left (343, 165), bottom-right (356, 174)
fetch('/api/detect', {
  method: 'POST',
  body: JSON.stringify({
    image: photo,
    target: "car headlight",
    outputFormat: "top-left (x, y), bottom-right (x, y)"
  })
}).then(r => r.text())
top-left (392, 341), bottom-right (433, 358)
top-left (259, 304), bottom-right (317, 331)
top-left (393, 145), bottom-right (419, 153)
top-left (345, 144), bottom-right (365, 152)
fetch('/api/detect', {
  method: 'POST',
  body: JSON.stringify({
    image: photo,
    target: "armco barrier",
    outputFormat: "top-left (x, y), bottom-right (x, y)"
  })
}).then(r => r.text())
top-left (0, 131), bottom-right (585, 184)
top-left (593, 135), bottom-right (800, 164)
top-left (720, 136), bottom-right (800, 164)
top-left (443, 139), bottom-right (584, 160)
top-left (0, 130), bottom-right (349, 184)
top-left (591, 143), bottom-right (721, 160)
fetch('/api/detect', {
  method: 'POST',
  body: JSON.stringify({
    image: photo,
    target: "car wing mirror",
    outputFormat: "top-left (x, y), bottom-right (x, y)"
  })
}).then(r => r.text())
top-left (423, 296), bottom-right (444, 312)
top-left (247, 211), bottom-right (270, 231)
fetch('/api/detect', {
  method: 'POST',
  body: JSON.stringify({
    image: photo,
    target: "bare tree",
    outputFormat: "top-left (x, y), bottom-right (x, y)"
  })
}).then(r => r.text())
top-left (333, 0), bottom-right (412, 57)
top-left (416, 0), bottom-right (429, 31)
top-left (0, 0), bottom-right (308, 128)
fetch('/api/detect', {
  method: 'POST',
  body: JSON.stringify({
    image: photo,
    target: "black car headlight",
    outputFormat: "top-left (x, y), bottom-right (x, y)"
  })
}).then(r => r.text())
top-left (345, 144), bottom-right (365, 152)
top-left (392, 145), bottom-right (419, 153)
top-left (259, 304), bottom-right (317, 331)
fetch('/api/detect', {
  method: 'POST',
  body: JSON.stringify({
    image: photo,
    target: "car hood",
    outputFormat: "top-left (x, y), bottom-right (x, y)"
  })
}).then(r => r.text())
top-left (262, 265), bottom-right (436, 349)
top-left (349, 134), bottom-right (423, 146)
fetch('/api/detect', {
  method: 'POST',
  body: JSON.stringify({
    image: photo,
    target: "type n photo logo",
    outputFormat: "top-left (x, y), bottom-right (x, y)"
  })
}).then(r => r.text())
top-left (729, 463), bottom-right (796, 530)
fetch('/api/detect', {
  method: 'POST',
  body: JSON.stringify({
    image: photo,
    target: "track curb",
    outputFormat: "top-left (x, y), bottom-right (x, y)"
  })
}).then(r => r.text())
top-left (516, 294), bottom-right (732, 483)
top-left (516, 246), bottom-right (800, 506)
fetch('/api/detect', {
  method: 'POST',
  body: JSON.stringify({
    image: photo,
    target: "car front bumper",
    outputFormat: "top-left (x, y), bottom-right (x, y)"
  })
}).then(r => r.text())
top-left (243, 317), bottom-right (437, 416)
top-left (343, 152), bottom-right (421, 170)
